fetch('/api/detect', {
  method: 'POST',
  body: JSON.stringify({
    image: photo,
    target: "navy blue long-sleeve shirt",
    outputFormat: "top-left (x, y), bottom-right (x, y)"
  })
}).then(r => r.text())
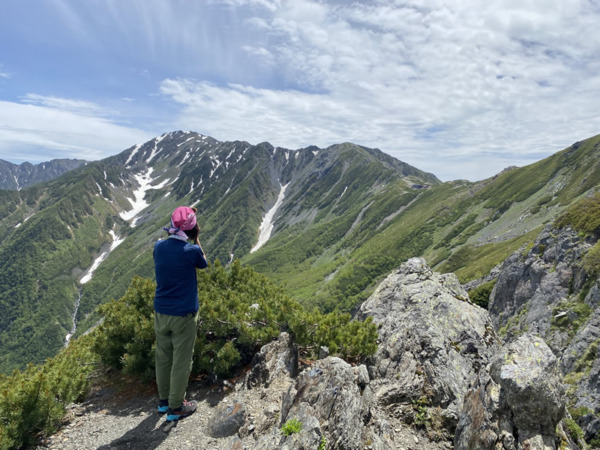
top-left (153, 237), bottom-right (208, 316)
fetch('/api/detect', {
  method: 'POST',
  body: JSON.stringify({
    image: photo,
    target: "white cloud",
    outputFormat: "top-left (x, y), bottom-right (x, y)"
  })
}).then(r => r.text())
top-left (0, 99), bottom-right (153, 163)
top-left (21, 94), bottom-right (116, 117)
top-left (158, 0), bottom-right (600, 180)
top-left (0, 63), bottom-right (11, 78)
top-left (3, 1), bottom-right (599, 179)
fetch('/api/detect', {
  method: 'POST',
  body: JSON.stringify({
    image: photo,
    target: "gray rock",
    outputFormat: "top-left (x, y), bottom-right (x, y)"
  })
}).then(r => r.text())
top-left (487, 223), bottom-right (600, 445)
top-left (455, 334), bottom-right (570, 449)
top-left (356, 257), bottom-right (499, 422)
top-left (281, 357), bottom-right (369, 450)
top-left (490, 335), bottom-right (566, 433)
top-left (318, 346), bottom-right (330, 359)
top-left (246, 332), bottom-right (298, 389)
top-left (488, 226), bottom-right (589, 347)
top-left (207, 401), bottom-right (247, 439)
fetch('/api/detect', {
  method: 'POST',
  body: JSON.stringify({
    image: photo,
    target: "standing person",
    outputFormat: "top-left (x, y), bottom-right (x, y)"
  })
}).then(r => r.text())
top-left (153, 206), bottom-right (208, 421)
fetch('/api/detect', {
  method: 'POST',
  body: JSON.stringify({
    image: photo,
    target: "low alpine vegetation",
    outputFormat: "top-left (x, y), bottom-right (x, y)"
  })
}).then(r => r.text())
top-left (0, 334), bottom-right (97, 449)
top-left (0, 260), bottom-right (378, 448)
top-left (93, 260), bottom-right (378, 379)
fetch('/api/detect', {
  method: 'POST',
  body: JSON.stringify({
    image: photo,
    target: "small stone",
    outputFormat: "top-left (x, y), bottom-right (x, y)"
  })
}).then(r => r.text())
top-left (414, 435), bottom-right (419, 443)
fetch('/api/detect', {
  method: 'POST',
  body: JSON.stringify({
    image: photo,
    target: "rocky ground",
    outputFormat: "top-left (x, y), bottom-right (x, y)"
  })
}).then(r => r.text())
top-left (36, 365), bottom-right (451, 450)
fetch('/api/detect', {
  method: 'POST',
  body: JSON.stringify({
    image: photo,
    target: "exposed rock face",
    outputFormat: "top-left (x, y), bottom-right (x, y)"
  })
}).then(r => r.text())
top-left (488, 226), bottom-right (591, 349)
top-left (356, 257), bottom-right (499, 424)
top-left (488, 224), bottom-right (600, 445)
top-left (455, 334), bottom-right (571, 450)
top-left (246, 331), bottom-right (298, 389)
top-left (253, 357), bottom-right (373, 449)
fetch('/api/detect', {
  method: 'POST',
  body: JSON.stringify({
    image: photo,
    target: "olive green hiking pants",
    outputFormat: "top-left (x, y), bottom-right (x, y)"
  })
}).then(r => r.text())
top-left (154, 311), bottom-right (198, 409)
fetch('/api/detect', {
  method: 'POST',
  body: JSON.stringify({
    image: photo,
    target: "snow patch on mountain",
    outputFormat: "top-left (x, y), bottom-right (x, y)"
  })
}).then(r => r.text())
top-left (178, 136), bottom-right (195, 147)
top-left (120, 169), bottom-right (155, 224)
top-left (250, 182), bottom-right (289, 253)
top-left (146, 143), bottom-right (161, 164)
top-left (125, 144), bottom-right (141, 166)
top-left (80, 252), bottom-right (107, 284)
top-left (109, 230), bottom-right (125, 251)
top-left (80, 230), bottom-right (125, 284)
top-left (210, 158), bottom-right (222, 178)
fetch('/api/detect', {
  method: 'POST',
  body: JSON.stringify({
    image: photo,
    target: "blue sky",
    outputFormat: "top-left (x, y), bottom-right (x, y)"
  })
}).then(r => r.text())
top-left (1, 0), bottom-right (599, 181)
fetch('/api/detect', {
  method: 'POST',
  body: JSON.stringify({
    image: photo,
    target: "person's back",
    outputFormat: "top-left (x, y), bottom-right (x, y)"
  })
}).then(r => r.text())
top-left (154, 237), bottom-right (207, 316)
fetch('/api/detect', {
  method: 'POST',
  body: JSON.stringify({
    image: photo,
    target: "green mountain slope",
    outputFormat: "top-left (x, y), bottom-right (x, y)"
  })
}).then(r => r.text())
top-left (0, 130), bottom-right (598, 374)
top-left (244, 134), bottom-right (600, 312)
top-left (0, 132), bottom-right (438, 373)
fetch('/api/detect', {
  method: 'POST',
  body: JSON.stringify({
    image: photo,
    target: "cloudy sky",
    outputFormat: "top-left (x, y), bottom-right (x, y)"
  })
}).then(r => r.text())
top-left (1, 0), bottom-right (599, 181)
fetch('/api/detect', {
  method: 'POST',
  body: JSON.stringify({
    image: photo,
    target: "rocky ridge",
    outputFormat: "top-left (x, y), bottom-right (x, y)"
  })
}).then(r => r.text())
top-left (488, 223), bottom-right (600, 446)
top-left (38, 257), bottom-right (581, 449)
top-left (0, 158), bottom-right (86, 190)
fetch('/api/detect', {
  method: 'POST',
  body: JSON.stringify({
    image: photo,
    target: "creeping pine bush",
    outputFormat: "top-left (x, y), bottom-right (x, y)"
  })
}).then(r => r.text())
top-left (0, 334), bottom-right (96, 449)
top-left (94, 260), bottom-right (378, 379)
top-left (468, 280), bottom-right (497, 309)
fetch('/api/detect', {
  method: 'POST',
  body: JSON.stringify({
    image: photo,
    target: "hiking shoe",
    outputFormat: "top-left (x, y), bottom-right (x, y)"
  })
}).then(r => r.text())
top-left (157, 399), bottom-right (169, 414)
top-left (166, 399), bottom-right (197, 421)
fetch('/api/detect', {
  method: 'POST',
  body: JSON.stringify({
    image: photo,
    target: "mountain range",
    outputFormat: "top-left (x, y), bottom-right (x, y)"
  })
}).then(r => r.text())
top-left (1, 130), bottom-right (599, 374)
top-left (0, 158), bottom-right (87, 190)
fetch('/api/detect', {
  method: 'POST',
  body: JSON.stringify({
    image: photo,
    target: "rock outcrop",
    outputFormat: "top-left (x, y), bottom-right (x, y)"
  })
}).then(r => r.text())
top-left (455, 334), bottom-right (572, 450)
top-left (488, 226), bottom-right (591, 350)
top-left (356, 257), bottom-right (499, 426)
top-left (488, 224), bottom-right (600, 445)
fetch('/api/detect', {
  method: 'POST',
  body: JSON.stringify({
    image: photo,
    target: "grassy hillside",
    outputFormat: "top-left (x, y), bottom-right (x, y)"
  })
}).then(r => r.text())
top-left (244, 134), bottom-right (600, 313)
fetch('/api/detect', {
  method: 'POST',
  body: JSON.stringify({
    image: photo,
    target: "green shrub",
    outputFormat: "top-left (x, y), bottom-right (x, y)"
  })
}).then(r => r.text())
top-left (583, 242), bottom-right (600, 274)
top-left (93, 261), bottom-right (378, 379)
top-left (468, 280), bottom-right (496, 309)
top-left (564, 417), bottom-right (584, 443)
top-left (318, 434), bottom-right (328, 450)
top-left (281, 418), bottom-right (303, 436)
top-left (93, 276), bottom-right (156, 381)
top-left (0, 334), bottom-right (96, 449)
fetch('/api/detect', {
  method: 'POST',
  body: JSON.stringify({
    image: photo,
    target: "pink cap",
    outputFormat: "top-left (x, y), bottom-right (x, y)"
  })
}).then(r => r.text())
top-left (164, 206), bottom-right (197, 239)
top-left (171, 206), bottom-right (197, 231)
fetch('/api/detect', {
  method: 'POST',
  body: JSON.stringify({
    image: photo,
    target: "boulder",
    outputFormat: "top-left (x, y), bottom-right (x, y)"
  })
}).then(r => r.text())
top-left (455, 334), bottom-right (571, 449)
top-left (280, 357), bottom-right (371, 450)
top-left (245, 332), bottom-right (298, 389)
top-left (356, 257), bottom-right (499, 423)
